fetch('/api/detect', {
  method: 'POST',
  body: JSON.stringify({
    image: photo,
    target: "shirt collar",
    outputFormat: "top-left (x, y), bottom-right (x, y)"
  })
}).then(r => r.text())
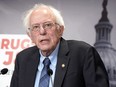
top-left (39, 41), bottom-right (60, 68)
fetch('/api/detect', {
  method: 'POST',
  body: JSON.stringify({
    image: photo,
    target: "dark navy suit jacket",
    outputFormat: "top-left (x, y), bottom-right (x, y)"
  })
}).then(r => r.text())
top-left (10, 38), bottom-right (109, 87)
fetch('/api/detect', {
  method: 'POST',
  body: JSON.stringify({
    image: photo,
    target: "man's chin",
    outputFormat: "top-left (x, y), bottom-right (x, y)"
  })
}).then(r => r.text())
top-left (39, 47), bottom-right (50, 52)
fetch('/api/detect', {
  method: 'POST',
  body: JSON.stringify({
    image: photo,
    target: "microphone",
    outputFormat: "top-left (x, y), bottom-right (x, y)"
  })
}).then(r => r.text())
top-left (0, 68), bottom-right (8, 75)
top-left (47, 68), bottom-right (53, 87)
top-left (47, 68), bottom-right (53, 76)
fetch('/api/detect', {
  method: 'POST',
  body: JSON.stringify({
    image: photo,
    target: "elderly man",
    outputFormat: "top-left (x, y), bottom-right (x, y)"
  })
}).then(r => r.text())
top-left (10, 4), bottom-right (109, 87)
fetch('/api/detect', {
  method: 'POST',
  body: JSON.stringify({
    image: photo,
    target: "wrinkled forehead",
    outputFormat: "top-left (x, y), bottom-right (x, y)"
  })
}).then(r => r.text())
top-left (30, 7), bottom-right (56, 23)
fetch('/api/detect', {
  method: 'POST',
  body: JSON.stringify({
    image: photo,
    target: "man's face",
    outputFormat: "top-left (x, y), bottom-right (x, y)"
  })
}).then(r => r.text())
top-left (28, 7), bottom-right (64, 56)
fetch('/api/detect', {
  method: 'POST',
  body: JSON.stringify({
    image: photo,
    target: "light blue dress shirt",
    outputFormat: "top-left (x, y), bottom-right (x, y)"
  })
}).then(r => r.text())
top-left (34, 42), bottom-right (60, 87)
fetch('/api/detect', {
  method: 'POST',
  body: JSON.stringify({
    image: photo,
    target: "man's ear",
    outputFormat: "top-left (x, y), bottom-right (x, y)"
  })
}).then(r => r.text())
top-left (58, 25), bottom-right (64, 36)
top-left (27, 32), bottom-right (34, 43)
top-left (27, 32), bottom-right (31, 38)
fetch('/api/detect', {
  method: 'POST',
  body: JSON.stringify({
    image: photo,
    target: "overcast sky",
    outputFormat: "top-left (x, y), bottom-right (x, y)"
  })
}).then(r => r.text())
top-left (0, 0), bottom-right (116, 48)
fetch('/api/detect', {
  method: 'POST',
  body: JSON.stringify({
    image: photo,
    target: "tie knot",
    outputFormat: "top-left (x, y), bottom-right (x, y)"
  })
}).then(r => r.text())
top-left (43, 58), bottom-right (51, 67)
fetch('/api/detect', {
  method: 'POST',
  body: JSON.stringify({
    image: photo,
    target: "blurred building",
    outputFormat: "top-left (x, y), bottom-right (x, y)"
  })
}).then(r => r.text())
top-left (94, 0), bottom-right (116, 87)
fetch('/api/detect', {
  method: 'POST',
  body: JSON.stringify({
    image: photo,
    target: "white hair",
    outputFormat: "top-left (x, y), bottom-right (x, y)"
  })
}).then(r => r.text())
top-left (23, 3), bottom-right (65, 33)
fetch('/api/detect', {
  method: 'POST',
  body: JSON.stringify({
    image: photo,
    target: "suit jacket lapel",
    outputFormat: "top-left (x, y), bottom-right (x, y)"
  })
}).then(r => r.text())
top-left (24, 47), bottom-right (40, 87)
top-left (54, 38), bottom-right (70, 87)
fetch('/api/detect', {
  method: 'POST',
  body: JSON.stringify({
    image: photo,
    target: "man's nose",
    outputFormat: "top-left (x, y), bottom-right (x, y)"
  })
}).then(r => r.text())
top-left (39, 26), bottom-right (46, 35)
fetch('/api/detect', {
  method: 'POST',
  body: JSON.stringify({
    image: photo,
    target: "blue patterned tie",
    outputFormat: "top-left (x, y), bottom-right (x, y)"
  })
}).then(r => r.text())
top-left (39, 58), bottom-right (51, 87)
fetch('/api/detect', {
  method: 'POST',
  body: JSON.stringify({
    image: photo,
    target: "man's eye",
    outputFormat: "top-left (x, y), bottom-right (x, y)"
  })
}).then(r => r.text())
top-left (46, 23), bottom-right (52, 27)
top-left (44, 23), bottom-right (52, 28)
top-left (31, 25), bottom-right (40, 31)
top-left (33, 25), bottom-right (39, 29)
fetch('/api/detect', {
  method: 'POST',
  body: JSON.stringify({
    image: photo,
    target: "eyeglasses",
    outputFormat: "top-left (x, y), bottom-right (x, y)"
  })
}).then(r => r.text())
top-left (28, 22), bottom-right (57, 32)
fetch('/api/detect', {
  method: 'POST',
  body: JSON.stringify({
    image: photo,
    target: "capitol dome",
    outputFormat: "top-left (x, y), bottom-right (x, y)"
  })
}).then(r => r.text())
top-left (94, 0), bottom-right (116, 87)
